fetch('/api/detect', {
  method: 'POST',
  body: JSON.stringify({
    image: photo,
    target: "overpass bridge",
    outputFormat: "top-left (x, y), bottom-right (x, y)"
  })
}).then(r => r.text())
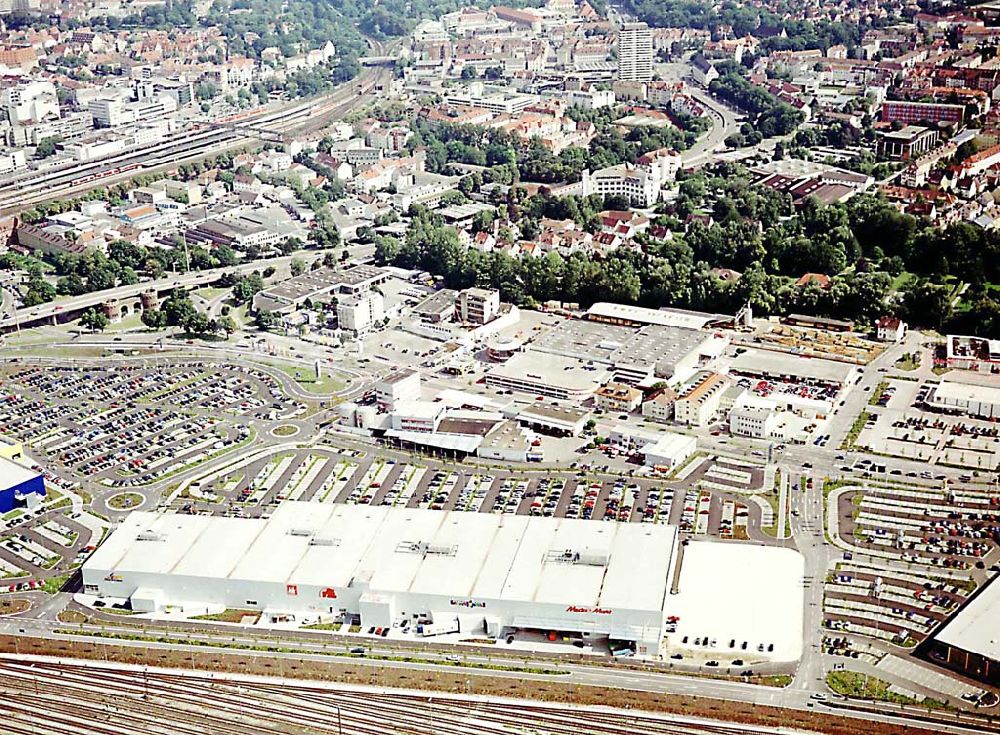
top-left (0, 255), bottom-right (303, 334)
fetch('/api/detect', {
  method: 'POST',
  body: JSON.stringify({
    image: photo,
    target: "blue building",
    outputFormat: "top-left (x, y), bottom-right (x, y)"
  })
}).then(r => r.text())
top-left (0, 458), bottom-right (45, 513)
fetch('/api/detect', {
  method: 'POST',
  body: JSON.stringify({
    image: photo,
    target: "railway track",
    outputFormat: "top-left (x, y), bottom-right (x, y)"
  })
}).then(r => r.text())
top-left (0, 66), bottom-right (381, 216)
top-left (0, 658), bottom-right (793, 735)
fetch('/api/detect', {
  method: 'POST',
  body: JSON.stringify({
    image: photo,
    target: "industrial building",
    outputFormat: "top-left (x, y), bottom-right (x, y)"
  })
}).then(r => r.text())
top-left (927, 372), bottom-right (1000, 420)
top-left (0, 457), bottom-right (45, 513)
top-left (252, 265), bottom-right (389, 315)
top-left (84, 503), bottom-right (680, 654)
top-left (529, 319), bottom-right (725, 386)
top-left (486, 351), bottom-right (608, 400)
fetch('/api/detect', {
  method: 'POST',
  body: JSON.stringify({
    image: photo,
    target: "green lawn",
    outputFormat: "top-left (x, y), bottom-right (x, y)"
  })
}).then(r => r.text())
top-left (194, 286), bottom-right (229, 300)
top-left (826, 671), bottom-right (948, 709)
top-left (890, 271), bottom-right (916, 292)
top-left (190, 608), bottom-right (260, 623)
top-left (264, 362), bottom-right (347, 394)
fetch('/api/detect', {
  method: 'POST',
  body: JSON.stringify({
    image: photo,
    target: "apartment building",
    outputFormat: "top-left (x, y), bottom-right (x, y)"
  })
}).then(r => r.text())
top-left (880, 100), bottom-right (965, 125)
top-left (617, 22), bottom-right (653, 82)
top-left (673, 372), bottom-right (730, 427)
top-left (594, 382), bottom-right (642, 414)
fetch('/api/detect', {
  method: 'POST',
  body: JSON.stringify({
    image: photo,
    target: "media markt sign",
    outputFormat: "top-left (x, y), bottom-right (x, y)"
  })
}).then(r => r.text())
top-left (286, 584), bottom-right (299, 596)
top-left (565, 605), bottom-right (612, 615)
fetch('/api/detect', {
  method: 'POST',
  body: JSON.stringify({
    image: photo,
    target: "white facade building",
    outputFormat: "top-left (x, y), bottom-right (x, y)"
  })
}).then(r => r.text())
top-left (337, 291), bottom-right (384, 335)
top-left (390, 400), bottom-right (444, 433)
top-left (0, 150), bottom-right (26, 174)
top-left (640, 432), bottom-right (697, 469)
top-left (617, 22), bottom-right (653, 82)
top-left (83, 503), bottom-right (680, 655)
top-left (456, 287), bottom-right (500, 325)
top-left (875, 316), bottom-right (907, 343)
top-left (376, 369), bottom-right (422, 410)
top-left (674, 372), bottom-right (730, 427)
top-left (2, 80), bottom-right (58, 125)
top-left (729, 397), bottom-right (782, 439)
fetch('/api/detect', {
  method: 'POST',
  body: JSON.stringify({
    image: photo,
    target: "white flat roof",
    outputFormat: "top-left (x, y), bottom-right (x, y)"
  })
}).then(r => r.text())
top-left (641, 432), bottom-right (697, 457)
top-left (935, 372), bottom-right (1000, 406)
top-left (934, 577), bottom-right (1000, 661)
top-left (87, 503), bottom-right (678, 614)
top-left (668, 541), bottom-right (804, 661)
top-left (586, 302), bottom-right (718, 330)
top-left (0, 457), bottom-right (40, 489)
top-left (487, 351), bottom-right (607, 393)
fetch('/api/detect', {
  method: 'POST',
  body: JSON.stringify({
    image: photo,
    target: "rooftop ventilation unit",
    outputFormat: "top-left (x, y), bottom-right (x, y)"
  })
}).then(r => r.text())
top-left (545, 548), bottom-right (609, 566)
top-left (287, 528), bottom-right (315, 537)
top-left (309, 537), bottom-right (340, 547)
top-left (424, 543), bottom-right (457, 556)
top-left (395, 541), bottom-right (458, 557)
top-left (136, 531), bottom-right (164, 542)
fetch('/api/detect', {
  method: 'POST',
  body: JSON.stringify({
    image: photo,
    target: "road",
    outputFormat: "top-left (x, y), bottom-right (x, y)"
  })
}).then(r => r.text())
top-left (0, 617), bottom-right (991, 735)
top-left (0, 254), bottom-right (303, 332)
top-left (656, 59), bottom-right (742, 167)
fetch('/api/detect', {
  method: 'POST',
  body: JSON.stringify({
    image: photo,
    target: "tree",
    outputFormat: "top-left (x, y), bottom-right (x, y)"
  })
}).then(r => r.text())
top-left (290, 258), bottom-right (307, 277)
top-left (231, 273), bottom-right (264, 304)
top-left (904, 280), bottom-right (953, 331)
top-left (141, 308), bottom-right (166, 330)
top-left (277, 237), bottom-right (302, 256)
top-left (79, 308), bottom-right (109, 332)
top-left (255, 310), bottom-right (279, 330)
top-left (218, 315), bottom-right (238, 337)
top-left (162, 292), bottom-right (197, 328)
top-left (35, 137), bottom-right (60, 159)
top-left (182, 311), bottom-right (213, 336)
top-left (22, 278), bottom-right (55, 306)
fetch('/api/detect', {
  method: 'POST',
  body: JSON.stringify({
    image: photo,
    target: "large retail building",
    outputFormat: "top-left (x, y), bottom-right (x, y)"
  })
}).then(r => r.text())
top-left (924, 575), bottom-right (999, 685)
top-left (84, 503), bottom-right (679, 654)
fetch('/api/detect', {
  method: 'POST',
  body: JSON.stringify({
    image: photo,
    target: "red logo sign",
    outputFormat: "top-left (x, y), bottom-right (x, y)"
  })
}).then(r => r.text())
top-left (320, 587), bottom-right (337, 599)
top-left (566, 605), bottom-right (612, 615)
top-left (286, 584), bottom-right (299, 596)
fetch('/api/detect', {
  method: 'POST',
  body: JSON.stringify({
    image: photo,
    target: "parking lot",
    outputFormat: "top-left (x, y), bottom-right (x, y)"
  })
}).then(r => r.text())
top-left (173, 445), bottom-right (767, 539)
top-left (854, 377), bottom-right (1000, 471)
top-left (838, 481), bottom-right (999, 571)
top-left (0, 362), bottom-right (301, 488)
top-left (824, 474), bottom-right (999, 652)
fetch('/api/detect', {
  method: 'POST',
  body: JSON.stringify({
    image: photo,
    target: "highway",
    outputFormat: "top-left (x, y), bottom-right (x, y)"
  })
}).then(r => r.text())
top-left (0, 42), bottom-right (392, 218)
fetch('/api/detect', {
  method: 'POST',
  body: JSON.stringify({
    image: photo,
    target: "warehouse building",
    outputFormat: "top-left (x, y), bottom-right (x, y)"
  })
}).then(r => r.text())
top-left (83, 503), bottom-right (678, 655)
top-left (0, 457), bottom-right (45, 513)
top-left (926, 372), bottom-right (1000, 420)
